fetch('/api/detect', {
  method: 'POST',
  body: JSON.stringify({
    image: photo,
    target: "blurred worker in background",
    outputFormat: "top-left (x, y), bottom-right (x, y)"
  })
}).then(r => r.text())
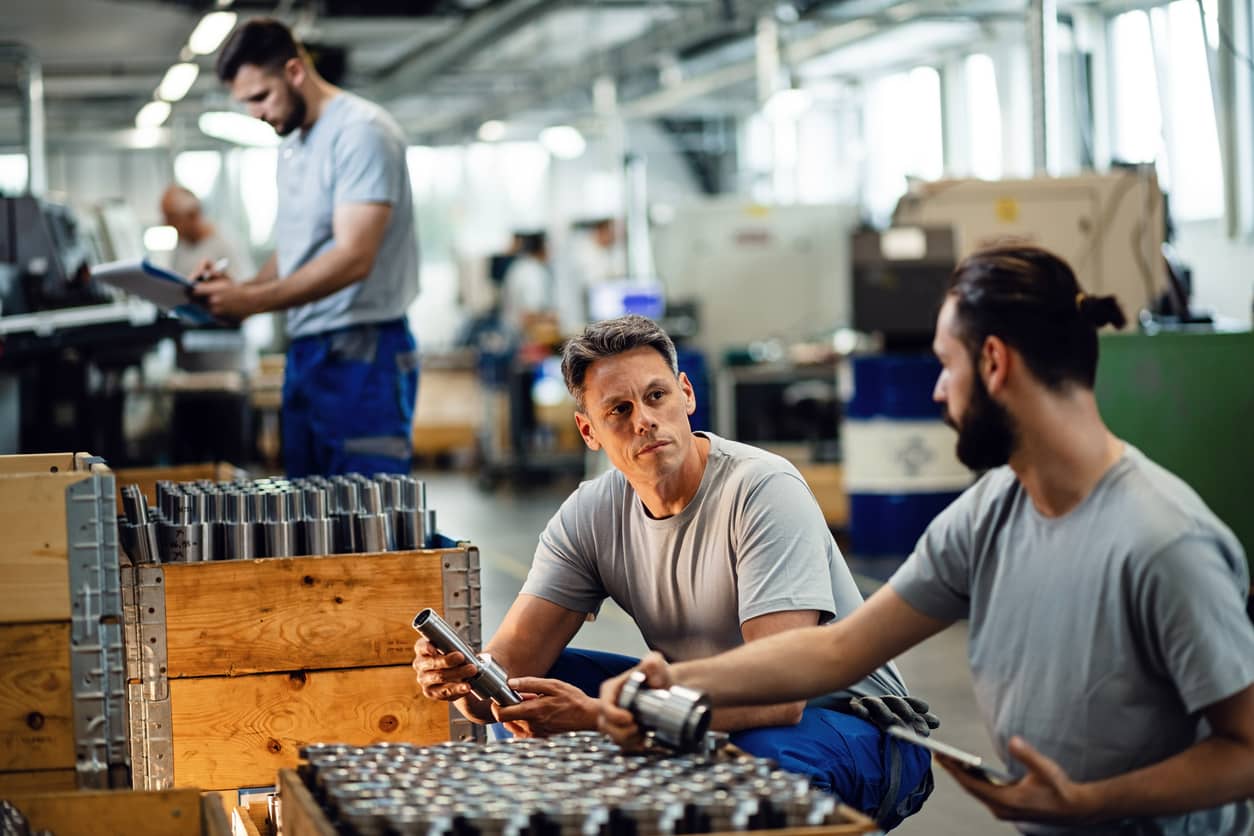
top-left (501, 231), bottom-right (555, 342)
top-left (160, 184), bottom-right (254, 280)
top-left (193, 18), bottom-right (420, 477)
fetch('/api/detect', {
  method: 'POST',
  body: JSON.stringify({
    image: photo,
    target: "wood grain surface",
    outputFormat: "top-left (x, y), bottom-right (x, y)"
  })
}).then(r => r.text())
top-left (169, 664), bottom-right (447, 790)
top-left (161, 551), bottom-right (448, 677)
top-left (0, 622), bottom-right (74, 772)
top-left (0, 472), bottom-right (92, 622)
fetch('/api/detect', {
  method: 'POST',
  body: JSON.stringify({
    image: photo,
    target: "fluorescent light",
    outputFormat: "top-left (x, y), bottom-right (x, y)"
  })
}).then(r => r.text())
top-left (188, 11), bottom-right (238, 55)
top-left (136, 100), bottom-right (172, 128)
top-left (539, 125), bottom-right (586, 160)
top-left (158, 63), bottom-right (200, 102)
top-left (198, 111), bottom-right (280, 147)
top-left (477, 120), bottom-right (507, 142)
top-left (143, 225), bottom-right (179, 252)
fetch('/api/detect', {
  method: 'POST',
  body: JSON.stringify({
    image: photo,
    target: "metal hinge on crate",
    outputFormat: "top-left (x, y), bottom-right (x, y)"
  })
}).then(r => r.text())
top-left (66, 473), bottom-right (130, 788)
top-left (121, 563), bottom-right (174, 790)
top-left (443, 545), bottom-right (486, 743)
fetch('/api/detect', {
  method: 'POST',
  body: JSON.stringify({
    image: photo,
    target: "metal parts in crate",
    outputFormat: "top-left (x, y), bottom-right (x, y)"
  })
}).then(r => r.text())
top-left (118, 472), bottom-right (436, 563)
top-left (298, 732), bottom-right (852, 836)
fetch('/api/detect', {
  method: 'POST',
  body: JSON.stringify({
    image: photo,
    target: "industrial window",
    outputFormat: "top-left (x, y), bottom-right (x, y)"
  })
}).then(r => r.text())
top-left (0, 154), bottom-right (28, 194)
top-left (1109, 1), bottom-right (1223, 220)
top-left (863, 66), bottom-right (944, 223)
top-left (964, 53), bottom-right (1004, 181)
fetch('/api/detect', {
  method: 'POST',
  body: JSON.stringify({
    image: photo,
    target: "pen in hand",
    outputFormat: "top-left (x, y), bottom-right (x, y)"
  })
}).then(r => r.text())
top-left (196, 257), bottom-right (230, 282)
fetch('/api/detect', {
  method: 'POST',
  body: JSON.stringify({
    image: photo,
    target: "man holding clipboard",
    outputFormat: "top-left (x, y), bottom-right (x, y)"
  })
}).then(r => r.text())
top-left (192, 18), bottom-right (420, 477)
top-left (597, 246), bottom-right (1254, 834)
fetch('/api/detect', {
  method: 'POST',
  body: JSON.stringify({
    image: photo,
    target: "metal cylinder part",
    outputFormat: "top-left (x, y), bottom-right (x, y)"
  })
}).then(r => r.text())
top-left (423, 508), bottom-right (437, 548)
top-left (411, 609), bottom-right (522, 706)
top-left (263, 492), bottom-right (296, 558)
top-left (223, 492), bottom-right (255, 560)
top-left (616, 671), bottom-right (711, 753)
top-left (357, 483), bottom-right (392, 553)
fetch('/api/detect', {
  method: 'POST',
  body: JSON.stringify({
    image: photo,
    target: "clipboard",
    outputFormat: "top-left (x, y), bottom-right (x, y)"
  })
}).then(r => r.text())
top-left (91, 258), bottom-right (223, 326)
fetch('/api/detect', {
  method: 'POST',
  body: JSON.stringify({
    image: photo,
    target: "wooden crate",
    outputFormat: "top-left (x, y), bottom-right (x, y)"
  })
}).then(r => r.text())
top-left (2, 787), bottom-right (231, 836)
top-left (125, 544), bottom-right (483, 792)
top-left (0, 452), bottom-right (128, 792)
top-left (275, 768), bottom-right (877, 836)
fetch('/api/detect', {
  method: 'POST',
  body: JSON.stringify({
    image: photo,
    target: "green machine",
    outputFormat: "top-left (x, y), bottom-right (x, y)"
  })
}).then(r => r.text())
top-left (1095, 328), bottom-right (1254, 573)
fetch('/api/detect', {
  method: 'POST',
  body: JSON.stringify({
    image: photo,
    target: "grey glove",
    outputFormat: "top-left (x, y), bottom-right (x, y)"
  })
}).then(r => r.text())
top-left (832, 695), bottom-right (941, 738)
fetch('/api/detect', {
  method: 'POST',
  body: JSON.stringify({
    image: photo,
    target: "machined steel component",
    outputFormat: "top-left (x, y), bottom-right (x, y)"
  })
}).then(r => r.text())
top-left (423, 508), bottom-right (437, 548)
top-left (302, 486), bottom-right (335, 557)
top-left (223, 491), bottom-right (256, 560)
top-left (263, 491), bottom-right (296, 558)
top-left (160, 493), bottom-right (204, 563)
top-left (411, 608), bottom-right (522, 706)
top-left (617, 671), bottom-right (711, 753)
top-left (357, 482), bottom-right (393, 553)
top-left (120, 484), bottom-right (160, 564)
top-left (333, 481), bottom-right (361, 554)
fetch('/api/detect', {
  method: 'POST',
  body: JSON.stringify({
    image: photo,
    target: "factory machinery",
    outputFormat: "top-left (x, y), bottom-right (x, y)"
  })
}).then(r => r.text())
top-left (298, 731), bottom-right (853, 836)
top-left (117, 473), bottom-right (436, 564)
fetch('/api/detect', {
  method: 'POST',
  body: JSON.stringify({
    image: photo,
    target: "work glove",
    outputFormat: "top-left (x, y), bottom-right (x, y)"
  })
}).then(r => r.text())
top-left (830, 695), bottom-right (941, 738)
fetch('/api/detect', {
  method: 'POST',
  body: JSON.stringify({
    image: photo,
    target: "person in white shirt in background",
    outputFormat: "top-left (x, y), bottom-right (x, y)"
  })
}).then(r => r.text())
top-left (160, 185), bottom-right (254, 280)
top-left (501, 231), bottom-right (554, 340)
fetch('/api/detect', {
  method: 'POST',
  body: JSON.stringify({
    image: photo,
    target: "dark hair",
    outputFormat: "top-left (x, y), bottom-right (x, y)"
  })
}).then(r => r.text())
top-left (216, 18), bottom-right (301, 82)
top-left (561, 315), bottom-right (678, 410)
top-left (948, 245), bottom-right (1127, 390)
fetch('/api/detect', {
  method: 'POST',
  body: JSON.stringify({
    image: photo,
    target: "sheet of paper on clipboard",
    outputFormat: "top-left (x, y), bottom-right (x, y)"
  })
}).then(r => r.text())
top-left (91, 258), bottom-right (222, 325)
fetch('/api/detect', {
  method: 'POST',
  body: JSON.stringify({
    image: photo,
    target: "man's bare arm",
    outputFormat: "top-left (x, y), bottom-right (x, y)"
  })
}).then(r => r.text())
top-left (708, 610), bottom-right (819, 732)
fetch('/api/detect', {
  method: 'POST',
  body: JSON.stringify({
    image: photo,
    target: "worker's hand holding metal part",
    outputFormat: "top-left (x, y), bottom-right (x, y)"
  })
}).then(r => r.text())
top-left (493, 677), bottom-right (600, 738)
top-left (830, 694), bottom-right (941, 738)
top-left (411, 608), bottom-right (522, 710)
top-left (596, 651), bottom-right (674, 750)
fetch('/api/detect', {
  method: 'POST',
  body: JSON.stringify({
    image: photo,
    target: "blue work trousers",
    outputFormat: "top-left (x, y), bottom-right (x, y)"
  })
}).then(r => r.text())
top-left (282, 319), bottom-right (419, 477)
top-left (543, 648), bottom-right (934, 831)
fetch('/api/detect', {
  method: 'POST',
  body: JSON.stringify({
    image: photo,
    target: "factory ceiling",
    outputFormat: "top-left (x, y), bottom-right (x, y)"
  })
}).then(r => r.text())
top-left (3, 0), bottom-right (1055, 149)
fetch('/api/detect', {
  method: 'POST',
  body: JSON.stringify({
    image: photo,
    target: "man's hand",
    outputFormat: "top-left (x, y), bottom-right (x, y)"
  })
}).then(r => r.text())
top-left (939, 736), bottom-right (1097, 825)
top-left (492, 677), bottom-right (597, 738)
top-left (190, 277), bottom-right (265, 322)
top-left (838, 695), bottom-right (940, 737)
top-left (596, 652), bottom-right (672, 749)
top-left (412, 636), bottom-right (479, 702)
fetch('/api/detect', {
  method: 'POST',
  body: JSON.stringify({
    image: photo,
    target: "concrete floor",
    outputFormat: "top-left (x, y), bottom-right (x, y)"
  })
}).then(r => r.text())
top-left (423, 469), bottom-right (1015, 836)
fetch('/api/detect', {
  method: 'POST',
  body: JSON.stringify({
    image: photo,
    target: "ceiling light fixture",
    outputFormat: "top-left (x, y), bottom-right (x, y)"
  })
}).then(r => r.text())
top-left (477, 120), bottom-right (507, 142)
top-left (198, 111), bottom-right (280, 147)
top-left (136, 100), bottom-right (172, 129)
top-left (539, 125), bottom-right (586, 160)
top-left (158, 63), bottom-right (200, 102)
top-left (188, 11), bottom-right (238, 55)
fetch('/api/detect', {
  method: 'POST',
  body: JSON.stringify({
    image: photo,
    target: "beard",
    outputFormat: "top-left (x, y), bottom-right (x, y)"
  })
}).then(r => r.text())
top-left (274, 85), bottom-right (308, 136)
top-left (944, 373), bottom-right (1017, 471)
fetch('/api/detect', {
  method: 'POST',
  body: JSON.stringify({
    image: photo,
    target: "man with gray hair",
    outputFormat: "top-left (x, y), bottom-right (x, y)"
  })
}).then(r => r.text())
top-left (414, 314), bottom-right (935, 828)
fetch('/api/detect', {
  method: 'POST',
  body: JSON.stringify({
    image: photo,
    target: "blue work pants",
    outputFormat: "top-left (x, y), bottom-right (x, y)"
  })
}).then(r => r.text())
top-left (282, 319), bottom-right (419, 477)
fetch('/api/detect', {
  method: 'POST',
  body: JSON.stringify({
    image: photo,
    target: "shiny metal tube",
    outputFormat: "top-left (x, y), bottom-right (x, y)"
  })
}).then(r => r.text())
top-left (334, 482), bottom-right (360, 554)
top-left (263, 491), bottom-right (296, 558)
top-left (161, 494), bottom-right (203, 563)
top-left (223, 492), bottom-right (255, 561)
top-left (302, 486), bottom-right (334, 556)
top-left (357, 483), bottom-right (392, 553)
top-left (411, 609), bottom-right (521, 706)
top-left (616, 671), bottom-right (711, 752)
top-left (423, 508), bottom-right (437, 548)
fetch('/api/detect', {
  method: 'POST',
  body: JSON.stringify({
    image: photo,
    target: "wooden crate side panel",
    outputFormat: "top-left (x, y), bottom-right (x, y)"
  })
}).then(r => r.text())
top-left (5, 788), bottom-right (206, 836)
top-left (0, 622), bottom-right (74, 771)
top-left (113, 462), bottom-right (244, 508)
top-left (0, 768), bottom-right (77, 793)
top-left (162, 551), bottom-right (446, 677)
top-left (278, 769), bottom-right (338, 836)
top-left (0, 453), bottom-right (77, 475)
top-left (0, 472), bottom-right (92, 623)
top-left (169, 665), bottom-right (447, 790)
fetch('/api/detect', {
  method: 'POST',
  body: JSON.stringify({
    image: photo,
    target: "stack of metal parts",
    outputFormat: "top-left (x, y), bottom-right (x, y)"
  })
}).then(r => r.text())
top-left (117, 473), bottom-right (435, 564)
top-left (299, 732), bottom-right (846, 836)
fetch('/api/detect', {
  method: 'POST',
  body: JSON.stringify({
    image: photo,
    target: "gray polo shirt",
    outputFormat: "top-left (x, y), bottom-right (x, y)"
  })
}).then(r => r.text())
top-left (275, 92), bottom-right (418, 338)
top-left (521, 432), bottom-right (908, 700)
top-left (889, 445), bottom-right (1254, 835)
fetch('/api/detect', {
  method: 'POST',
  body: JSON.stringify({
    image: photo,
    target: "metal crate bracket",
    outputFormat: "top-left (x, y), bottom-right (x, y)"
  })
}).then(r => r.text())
top-left (122, 563), bottom-right (173, 790)
top-left (442, 545), bottom-right (486, 744)
top-left (66, 473), bottom-right (130, 789)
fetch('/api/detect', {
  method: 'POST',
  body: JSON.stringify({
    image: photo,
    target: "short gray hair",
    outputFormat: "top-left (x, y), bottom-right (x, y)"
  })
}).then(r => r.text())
top-left (561, 315), bottom-right (678, 411)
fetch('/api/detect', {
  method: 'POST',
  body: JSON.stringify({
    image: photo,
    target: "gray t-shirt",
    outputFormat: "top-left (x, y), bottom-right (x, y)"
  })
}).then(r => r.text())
top-left (889, 445), bottom-right (1254, 835)
top-left (275, 92), bottom-right (419, 339)
top-left (522, 432), bottom-right (907, 700)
